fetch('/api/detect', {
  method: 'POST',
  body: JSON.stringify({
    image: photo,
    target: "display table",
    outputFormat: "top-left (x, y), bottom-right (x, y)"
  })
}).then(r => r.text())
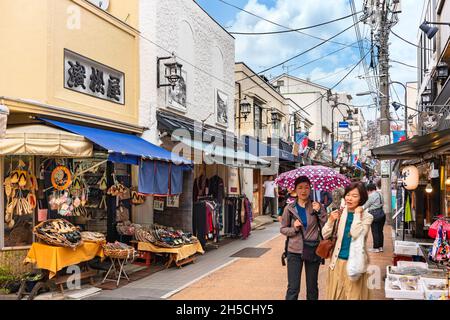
top-left (137, 242), bottom-right (204, 268)
top-left (24, 242), bottom-right (105, 279)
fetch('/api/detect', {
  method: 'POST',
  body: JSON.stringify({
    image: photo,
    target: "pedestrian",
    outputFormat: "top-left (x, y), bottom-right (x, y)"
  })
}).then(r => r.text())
top-left (322, 182), bottom-right (373, 300)
top-left (364, 183), bottom-right (385, 253)
top-left (263, 175), bottom-right (278, 216)
top-left (280, 176), bottom-right (327, 300)
top-left (278, 188), bottom-right (297, 222)
top-left (320, 190), bottom-right (333, 210)
top-left (329, 187), bottom-right (345, 214)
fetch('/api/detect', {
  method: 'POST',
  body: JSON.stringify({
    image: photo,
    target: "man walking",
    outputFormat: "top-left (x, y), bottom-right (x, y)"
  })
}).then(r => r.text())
top-left (263, 175), bottom-right (278, 216)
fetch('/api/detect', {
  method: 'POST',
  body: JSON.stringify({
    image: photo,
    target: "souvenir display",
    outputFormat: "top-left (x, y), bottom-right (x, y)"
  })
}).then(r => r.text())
top-left (131, 190), bottom-right (146, 205)
top-left (116, 221), bottom-right (140, 236)
top-left (137, 224), bottom-right (198, 248)
top-left (33, 219), bottom-right (82, 248)
top-left (80, 231), bottom-right (106, 243)
top-left (51, 166), bottom-right (72, 191)
top-left (429, 224), bottom-right (450, 263)
top-left (103, 241), bottom-right (136, 259)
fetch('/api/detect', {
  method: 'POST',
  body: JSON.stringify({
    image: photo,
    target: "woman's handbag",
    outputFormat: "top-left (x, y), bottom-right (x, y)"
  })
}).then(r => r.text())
top-left (347, 230), bottom-right (368, 281)
top-left (369, 208), bottom-right (385, 221)
top-left (315, 220), bottom-right (338, 259)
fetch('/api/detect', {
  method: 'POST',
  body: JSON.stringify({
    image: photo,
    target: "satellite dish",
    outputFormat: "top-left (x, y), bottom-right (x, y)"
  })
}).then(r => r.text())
top-left (88, 0), bottom-right (110, 11)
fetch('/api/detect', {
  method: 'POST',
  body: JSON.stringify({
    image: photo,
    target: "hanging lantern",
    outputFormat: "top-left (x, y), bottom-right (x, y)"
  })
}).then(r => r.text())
top-left (401, 165), bottom-right (419, 190)
top-left (425, 183), bottom-right (433, 193)
top-left (0, 104), bottom-right (9, 139)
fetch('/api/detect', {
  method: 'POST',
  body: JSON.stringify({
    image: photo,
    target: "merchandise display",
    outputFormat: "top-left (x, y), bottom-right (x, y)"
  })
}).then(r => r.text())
top-left (103, 241), bottom-right (136, 259)
top-left (80, 231), bottom-right (106, 243)
top-left (33, 219), bottom-right (82, 248)
top-left (134, 224), bottom-right (198, 248)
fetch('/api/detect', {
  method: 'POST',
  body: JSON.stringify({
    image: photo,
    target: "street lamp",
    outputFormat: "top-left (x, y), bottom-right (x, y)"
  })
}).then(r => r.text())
top-left (237, 98), bottom-right (251, 120)
top-left (419, 21), bottom-right (450, 39)
top-left (157, 53), bottom-right (183, 88)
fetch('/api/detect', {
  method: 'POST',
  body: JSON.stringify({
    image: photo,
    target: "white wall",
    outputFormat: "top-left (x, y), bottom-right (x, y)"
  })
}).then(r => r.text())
top-left (137, 0), bottom-right (235, 225)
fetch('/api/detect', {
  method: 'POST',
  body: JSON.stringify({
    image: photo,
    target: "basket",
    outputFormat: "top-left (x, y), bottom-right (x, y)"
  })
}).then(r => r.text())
top-left (103, 246), bottom-right (136, 260)
top-left (33, 220), bottom-right (83, 249)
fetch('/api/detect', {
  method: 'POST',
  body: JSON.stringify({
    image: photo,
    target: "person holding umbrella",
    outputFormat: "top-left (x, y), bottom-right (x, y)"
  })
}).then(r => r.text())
top-left (280, 176), bottom-right (327, 300)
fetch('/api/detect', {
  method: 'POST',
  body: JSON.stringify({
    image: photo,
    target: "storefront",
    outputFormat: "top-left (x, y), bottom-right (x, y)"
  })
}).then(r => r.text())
top-left (156, 111), bottom-right (269, 248)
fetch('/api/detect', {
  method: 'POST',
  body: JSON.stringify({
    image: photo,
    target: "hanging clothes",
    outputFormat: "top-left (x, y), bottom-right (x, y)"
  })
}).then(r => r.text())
top-left (193, 175), bottom-right (208, 202)
top-left (208, 175), bottom-right (225, 203)
top-left (193, 201), bottom-right (207, 248)
top-left (241, 196), bottom-right (253, 240)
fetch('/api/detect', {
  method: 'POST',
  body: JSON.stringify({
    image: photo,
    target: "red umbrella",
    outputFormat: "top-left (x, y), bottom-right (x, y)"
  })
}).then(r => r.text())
top-left (275, 165), bottom-right (351, 193)
top-left (428, 216), bottom-right (450, 239)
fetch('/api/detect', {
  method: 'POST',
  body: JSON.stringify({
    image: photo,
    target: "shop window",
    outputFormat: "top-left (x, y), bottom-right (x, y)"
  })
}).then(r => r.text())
top-left (2, 154), bottom-right (132, 249)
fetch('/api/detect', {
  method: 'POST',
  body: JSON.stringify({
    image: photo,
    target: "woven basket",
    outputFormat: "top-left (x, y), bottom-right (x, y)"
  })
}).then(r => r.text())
top-left (103, 246), bottom-right (136, 260)
top-left (33, 220), bottom-right (83, 249)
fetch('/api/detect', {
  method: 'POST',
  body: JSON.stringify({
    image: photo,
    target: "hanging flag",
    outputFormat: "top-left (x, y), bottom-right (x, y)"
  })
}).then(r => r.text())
top-left (294, 132), bottom-right (309, 156)
top-left (333, 141), bottom-right (343, 160)
top-left (393, 130), bottom-right (406, 143)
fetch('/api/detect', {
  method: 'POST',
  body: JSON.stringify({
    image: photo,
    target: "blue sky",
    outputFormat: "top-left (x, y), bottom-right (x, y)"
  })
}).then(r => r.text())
top-left (196, 0), bottom-right (424, 122)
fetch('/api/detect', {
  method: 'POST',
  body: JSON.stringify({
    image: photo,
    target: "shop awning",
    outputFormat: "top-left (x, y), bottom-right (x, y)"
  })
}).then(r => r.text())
top-left (176, 136), bottom-right (270, 169)
top-left (41, 118), bottom-right (192, 165)
top-left (371, 128), bottom-right (450, 160)
top-left (0, 124), bottom-right (93, 157)
top-left (245, 136), bottom-right (296, 162)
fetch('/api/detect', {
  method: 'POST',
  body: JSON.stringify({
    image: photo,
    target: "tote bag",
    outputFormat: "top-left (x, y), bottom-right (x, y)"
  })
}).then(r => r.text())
top-left (346, 231), bottom-right (368, 281)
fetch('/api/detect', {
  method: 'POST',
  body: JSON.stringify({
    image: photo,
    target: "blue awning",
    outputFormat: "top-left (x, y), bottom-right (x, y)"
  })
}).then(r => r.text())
top-left (41, 118), bottom-right (192, 166)
top-left (244, 136), bottom-right (295, 162)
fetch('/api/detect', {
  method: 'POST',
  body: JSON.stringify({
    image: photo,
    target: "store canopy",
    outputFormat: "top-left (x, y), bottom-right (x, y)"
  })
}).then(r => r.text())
top-left (41, 118), bottom-right (192, 166)
top-left (371, 128), bottom-right (450, 160)
top-left (246, 136), bottom-right (296, 162)
top-left (0, 124), bottom-right (93, 157)
top-left (176, 136), bottom-right (270, 169)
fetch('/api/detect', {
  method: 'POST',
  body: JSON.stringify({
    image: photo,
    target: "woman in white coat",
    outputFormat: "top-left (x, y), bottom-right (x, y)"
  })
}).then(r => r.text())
top-left (322, 181), bottom-right (373, 300)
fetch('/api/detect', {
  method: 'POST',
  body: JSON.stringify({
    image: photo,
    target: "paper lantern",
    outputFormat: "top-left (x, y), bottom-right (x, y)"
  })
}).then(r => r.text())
top-left (402, 165), bottom-right (419, 190)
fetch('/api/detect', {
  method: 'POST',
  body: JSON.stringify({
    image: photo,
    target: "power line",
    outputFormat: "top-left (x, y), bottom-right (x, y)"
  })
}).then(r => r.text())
top-left (237, 21), bottom-right (361, 84)
top-left (230, 11), bottom-right (360, 35)
top-left (391, 59), bottom-right (426, 71)
top-left (297, 49), bottom-right (372, 113)
top-left (217, 0), bottom-right (367, 50)
top-left (391, 29), bottom-right (432, 51)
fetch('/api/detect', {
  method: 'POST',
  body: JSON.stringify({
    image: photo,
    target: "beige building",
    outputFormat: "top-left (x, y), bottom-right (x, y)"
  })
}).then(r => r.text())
top-left (0, 0), bottom-right (142, 273)
top-left (235, 63), bottom-right (299, 216)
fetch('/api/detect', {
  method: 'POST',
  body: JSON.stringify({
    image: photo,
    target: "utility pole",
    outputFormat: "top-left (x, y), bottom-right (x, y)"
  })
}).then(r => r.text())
top-left (372, 0), bottom-right (398, 224)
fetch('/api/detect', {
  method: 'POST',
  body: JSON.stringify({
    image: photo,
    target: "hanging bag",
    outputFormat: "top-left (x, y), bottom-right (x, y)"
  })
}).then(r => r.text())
top-left (37, 200), bottom-right (48, 222)
top-left (316, 219), bottom-right (339, 259)
top-left (347, 230), bottom-right (368, 281)
top-left (369, 192), bottom-right (385, 222)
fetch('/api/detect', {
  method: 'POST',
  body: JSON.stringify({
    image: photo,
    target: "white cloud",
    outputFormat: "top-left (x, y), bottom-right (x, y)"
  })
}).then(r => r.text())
top-left (229, 0), bottom-right (424, 122)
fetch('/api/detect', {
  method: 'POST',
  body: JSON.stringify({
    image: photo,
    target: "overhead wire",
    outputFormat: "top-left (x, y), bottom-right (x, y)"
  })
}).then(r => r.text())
top-left (229, 11), bottom-right (360, 35)
top-left (216, 0), bottom-right (367, 50)
top-left (236, 20), bottom-right (362, 84)
top-left (391, 29), bottom-right (433, 51)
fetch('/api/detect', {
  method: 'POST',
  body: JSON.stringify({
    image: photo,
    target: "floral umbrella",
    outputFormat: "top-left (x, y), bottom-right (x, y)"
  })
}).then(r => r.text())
top-left (275, 165), bottom-right (351, 193)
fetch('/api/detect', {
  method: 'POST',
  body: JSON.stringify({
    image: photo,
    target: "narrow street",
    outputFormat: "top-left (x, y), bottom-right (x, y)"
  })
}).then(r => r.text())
top-left (170, 223), bottom-right (394, 300)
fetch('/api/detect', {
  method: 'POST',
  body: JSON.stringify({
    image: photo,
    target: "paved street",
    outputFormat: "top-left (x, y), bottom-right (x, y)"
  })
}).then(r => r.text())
top-left (88, 222), bottom-right (280, 300)
top-left (170, 224), bottom-right (394, 300)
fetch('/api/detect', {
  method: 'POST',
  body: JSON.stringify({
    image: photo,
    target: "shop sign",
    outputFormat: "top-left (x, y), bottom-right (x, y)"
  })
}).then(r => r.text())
top-left (228, 167), bottom-right (240, 195)
top-left (153, 198), bottom-right (165, 211)
top-left (338, 121), bottom-right (349, 128)
top-left (166, 195), bottom-right (180, 208)
top-left (381, 160), bottom-right (390, 178)
top-left (64, 49), bottom-right (125, 105)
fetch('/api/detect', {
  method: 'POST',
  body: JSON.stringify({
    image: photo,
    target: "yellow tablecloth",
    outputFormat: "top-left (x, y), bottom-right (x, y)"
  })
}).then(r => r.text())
top-left (137, 242), bottom-right (204, 262)
top-left (24, 242), bottom-right (104, 279)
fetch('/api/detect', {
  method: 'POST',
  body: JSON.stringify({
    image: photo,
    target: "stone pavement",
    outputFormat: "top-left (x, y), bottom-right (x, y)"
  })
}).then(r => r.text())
top-left (171, 224), bottom-right (395, 300)
top-left (87, 222), bottom-right (281, 300)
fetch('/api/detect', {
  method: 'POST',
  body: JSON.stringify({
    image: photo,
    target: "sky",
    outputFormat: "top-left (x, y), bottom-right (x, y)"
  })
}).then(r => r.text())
top-left (196, 0), bottom-right (425, 122)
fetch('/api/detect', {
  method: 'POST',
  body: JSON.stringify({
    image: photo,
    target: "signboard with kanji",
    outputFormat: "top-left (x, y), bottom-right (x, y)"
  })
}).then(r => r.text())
top-left (64, 49), bottom-right (125, 105)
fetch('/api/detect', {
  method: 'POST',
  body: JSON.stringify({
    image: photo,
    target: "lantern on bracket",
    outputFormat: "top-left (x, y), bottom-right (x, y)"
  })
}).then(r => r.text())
top-left (157, 53), bottom-right (183, 89)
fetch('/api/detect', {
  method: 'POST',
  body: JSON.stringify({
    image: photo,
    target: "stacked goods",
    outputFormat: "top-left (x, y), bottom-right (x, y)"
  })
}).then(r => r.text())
top-left (81, 231), bottom-right (106, 243)
top-left (33, 219), bottom-right (82, 248)
top-left (103, 241), bottom-right (136, 259)
top-left (145, 224), bottom-right (198, 248)
top-left (116, 221), bottom-right (141, 236)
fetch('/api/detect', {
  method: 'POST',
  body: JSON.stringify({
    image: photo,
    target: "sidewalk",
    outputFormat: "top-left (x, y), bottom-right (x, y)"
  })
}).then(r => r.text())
top-left (170, 224), bottom-right (394, 300)
top-left (87, 222), bottom-right (280, 300)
